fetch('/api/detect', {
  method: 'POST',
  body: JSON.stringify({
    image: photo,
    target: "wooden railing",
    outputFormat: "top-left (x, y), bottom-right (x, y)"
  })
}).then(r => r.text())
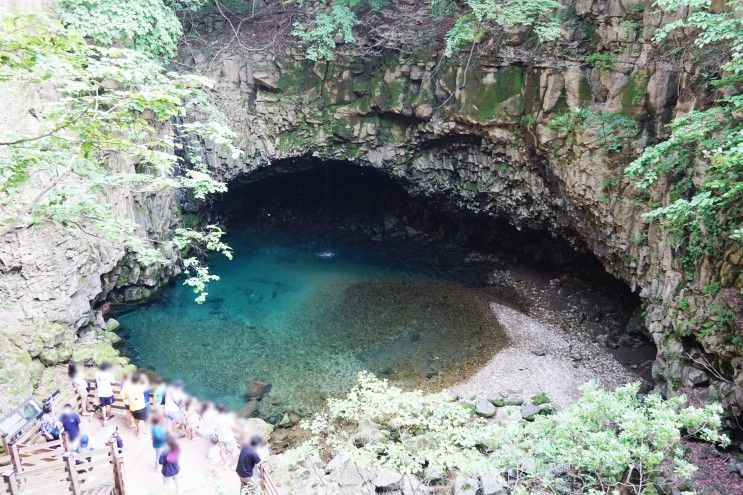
top-left (1, 444), bottom-right (123, 495)
top-left (1, 386), bottom-right (126, 495)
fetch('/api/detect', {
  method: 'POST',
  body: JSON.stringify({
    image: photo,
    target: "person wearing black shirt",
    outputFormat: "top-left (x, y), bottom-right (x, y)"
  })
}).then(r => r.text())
top-left (236, 435), bottom-right (262, 494)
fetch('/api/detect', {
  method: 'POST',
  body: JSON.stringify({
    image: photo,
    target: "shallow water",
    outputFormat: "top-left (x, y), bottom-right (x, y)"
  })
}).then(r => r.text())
top-left (117, 226), bottom-right (507, 417)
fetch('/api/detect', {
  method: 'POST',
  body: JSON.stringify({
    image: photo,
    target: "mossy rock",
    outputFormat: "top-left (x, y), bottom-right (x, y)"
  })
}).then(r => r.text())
top-left (72, 348), bottom-right (95, 363)
top-left (0, 333), bottom-right (34, 405)
top-left (531, 393), bottom-right (551, 406)
top-left (105, 318), bottom-right (120, 332)
top-left (620, 71), bottom-right (649, 117)
top-left (461, 402), bottom-right (477, 415)
top-left (457, 66), bottom-right (524, 122)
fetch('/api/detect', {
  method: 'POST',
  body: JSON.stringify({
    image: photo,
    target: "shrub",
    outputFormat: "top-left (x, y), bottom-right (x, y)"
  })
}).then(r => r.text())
top-left (57, 0), bottom-right (192, 61)
top-left (585, 51), bottom-right (615, 74)
top-left (549, 109), bottom-right (638, 153)
top-left (290, 372), bottom-right (728, 493)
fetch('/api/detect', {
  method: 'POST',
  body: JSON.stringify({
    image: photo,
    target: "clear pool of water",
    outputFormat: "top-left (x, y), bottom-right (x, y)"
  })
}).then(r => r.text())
top-left (116, 226), bottom-right (507, 418)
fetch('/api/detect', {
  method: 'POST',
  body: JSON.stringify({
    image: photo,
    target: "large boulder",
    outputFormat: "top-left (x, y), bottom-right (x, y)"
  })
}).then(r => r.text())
top-left (454, 475), bottom-right (479, 495)
top-left (475, 399), bottom-right (497, 418)
top-left (240, 417), bottom-right (274, 440)
top-left (374, 467), bottom-right (403, 491)
top-left (480, 474), bottom-right (508, 495)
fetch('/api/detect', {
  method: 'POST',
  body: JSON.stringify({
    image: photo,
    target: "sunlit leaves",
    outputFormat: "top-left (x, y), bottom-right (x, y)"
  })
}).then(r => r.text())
top-left (444, 0), bottom-right (564, 56)
top-left (292, 0), bottom-right (564, 61)
top-left (292, 0), bottom-right (362, 61)
top-left (625, 0), bottom-right (743, 270)
top-left (58, 0), bottom-right (184, 61)
top-left (290, 373), bottom-right (728, 493)
top-left (0, 13), bottom-right (240, 302)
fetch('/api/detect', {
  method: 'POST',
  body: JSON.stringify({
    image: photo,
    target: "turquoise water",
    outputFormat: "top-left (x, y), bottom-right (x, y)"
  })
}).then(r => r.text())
top-left (117, 226), bottom-right (506, 418)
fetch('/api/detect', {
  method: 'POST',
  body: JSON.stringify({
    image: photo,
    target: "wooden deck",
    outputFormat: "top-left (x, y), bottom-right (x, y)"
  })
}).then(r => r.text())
top-left (2, 384), bottom-right (241, 495)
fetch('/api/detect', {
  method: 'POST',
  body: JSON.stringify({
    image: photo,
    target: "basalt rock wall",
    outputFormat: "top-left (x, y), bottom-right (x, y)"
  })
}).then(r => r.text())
top-left (181, 0), bottom-right (742, 413)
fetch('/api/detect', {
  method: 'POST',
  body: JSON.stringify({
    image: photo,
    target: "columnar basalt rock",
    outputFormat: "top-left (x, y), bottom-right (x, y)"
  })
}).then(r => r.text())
top-left (179, 0), bottom-right (741, 414)
top-left (0, 0), bottom-right (739, 419)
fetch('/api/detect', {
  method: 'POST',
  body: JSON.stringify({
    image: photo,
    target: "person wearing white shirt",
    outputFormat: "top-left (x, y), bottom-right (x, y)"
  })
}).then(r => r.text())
top-left (164, 380), bottom-right (187, 432)
top-left (94, 362), bottom-right (115, 425)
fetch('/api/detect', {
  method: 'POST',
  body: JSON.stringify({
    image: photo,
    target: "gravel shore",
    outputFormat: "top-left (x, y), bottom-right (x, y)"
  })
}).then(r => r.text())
top-left (448, 302), bottom-right (641, 406)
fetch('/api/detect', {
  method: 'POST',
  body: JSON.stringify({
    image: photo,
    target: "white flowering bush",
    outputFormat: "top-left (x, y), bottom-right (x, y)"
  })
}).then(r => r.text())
top-left (294, 372), bottom-right (728, 493)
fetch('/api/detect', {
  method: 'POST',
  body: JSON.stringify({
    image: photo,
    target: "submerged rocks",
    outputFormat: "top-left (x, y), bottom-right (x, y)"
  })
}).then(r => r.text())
top-left (240, 399), bottom-right (260, 418)
top-left (278, 411), bottom-right (301, 428)
top-left (246, 380), bottom-right (272, 400)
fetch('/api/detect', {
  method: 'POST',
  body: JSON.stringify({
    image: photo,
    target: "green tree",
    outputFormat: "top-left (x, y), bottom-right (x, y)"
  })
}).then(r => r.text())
top-left (625, 0), bottom-right (743, 269)
top-left (57, 0), bottom-right (206, 61)
top-left (444, 0), bottom-right (563, 56)
top-left (0, 13), bottom-right (238, 302)
top-left (291, 0), bottom-right (564, 61)
top-left (291, 0), bottom-right (375, 61)
top-left (292, 372), bottom-right (727, 493)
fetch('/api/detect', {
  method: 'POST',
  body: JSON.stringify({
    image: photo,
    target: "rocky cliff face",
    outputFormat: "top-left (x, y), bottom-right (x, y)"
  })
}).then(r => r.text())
top-left (0, 0), bottom-right (739, 419)
top-left (179, 0), bottom-right (742, 414)
top-left (0, 63), bottom-right (180, 411)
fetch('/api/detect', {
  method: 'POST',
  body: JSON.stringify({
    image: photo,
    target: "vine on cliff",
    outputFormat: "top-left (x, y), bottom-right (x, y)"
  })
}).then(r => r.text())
top-left (625, 0), bottom-right (743, 277)
top-left (291, 0), bottom-right (564, 61)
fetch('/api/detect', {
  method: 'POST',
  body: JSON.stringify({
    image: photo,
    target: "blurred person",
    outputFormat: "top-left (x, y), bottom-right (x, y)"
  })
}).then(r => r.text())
top-left (198, 401), bottom-right (217, 437)
top-left (68, 362), bottom-right (90, 416)
top-left (214, 403), bottom-right (237, 461)
top-left (163, 380), bottom-right (186, 433)
top-left (207, 434), bottom-right (225, 477)
top-left (72, 434), bottom-right (97, 471)
top-left (122, 372), bottom-right (149, 437)
top-left (94, 362), bottom-right (115, 425)
top-left (236, 435), bottom-right (262, 494)
top-left (39, 401), bottom-right (60, 441)
top-left (59, 403), bottom-right (82, 449)
top-left (120, 372), bottom-right (133, 428)
top-left (184, 398), bottom-right (201, 440)
top-left (153, 376), bottom-right (167, 415)
top-left (151, 415), bottom-right (168, 470)
top-left (159, 434), bottom-right (181, 492)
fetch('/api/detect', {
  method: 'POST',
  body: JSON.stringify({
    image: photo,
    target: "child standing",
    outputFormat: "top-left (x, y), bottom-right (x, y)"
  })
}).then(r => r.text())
top-left (122, 372), bottom-right (149, 438)
top-left (68, 362), bottom-right (90, 416)
top-left (150, 415), bottom-right (167, 471)
top-left (184, 398), bottom-right (201, 440)
top-left (159, 435), bottom-right (181, 492)
top-left (153, 376), bottom-right (167, 415)
top-left (206, 434), bottom-right (224, 477)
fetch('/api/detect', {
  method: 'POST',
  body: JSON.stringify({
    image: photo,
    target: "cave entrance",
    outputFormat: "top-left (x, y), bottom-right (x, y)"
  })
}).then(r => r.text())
top-left (117, 159), bottom-right (653, 420)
